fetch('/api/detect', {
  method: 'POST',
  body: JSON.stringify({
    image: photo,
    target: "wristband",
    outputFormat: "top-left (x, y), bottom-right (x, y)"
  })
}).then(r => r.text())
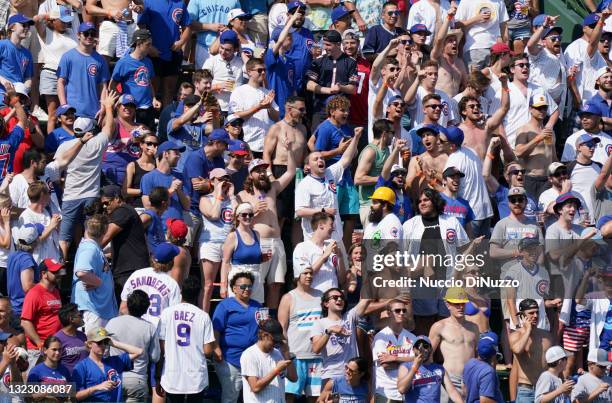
top-left (502, 88), bottom-right (510, 93)
top-left (486, 152), bottom-right (495, 160)
top-left (216, 196), bottom-right (224, 201)
top-left (447, 14), bottom-right (453, 21)
top-left (598, 20), bottom-right (605, 26)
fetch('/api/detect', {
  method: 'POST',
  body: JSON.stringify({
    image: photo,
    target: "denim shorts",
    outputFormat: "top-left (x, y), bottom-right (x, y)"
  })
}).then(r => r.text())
top-left (509, 25), bottom-right (532, 41)
top-left (59, 197), bottom-right (97, 242)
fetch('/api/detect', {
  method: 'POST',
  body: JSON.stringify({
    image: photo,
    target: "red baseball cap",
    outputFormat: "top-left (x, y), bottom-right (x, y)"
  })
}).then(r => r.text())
top-left (166, 218), bottom-right (188, 239)
top-left (39, 258), bottom-right (66, 274)
top-left (491, 43), bottom-right (512, 55)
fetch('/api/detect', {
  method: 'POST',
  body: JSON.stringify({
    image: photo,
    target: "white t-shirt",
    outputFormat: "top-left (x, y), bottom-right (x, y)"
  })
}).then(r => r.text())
top-left (564, 37), bottom-right (608, 106)
top-left (561, 130), bottom-right (612, 165)
top-left (502, 82), bottom-right (558, 148)
top-left (408, 86), bottom-right (458, 128)
top-left (295, 161), bottom-right (345, 241)
top-left (0, 225), bottom-right (13, 268)
top-left (455, 0), bottom-right (509, 51)
top-left (55, 133), bottom-right (109, 201)
top-left (159, 302), bottom-right (215, 394)
top-left (268, 3), bottom-right (288, 34)
top-left (528, 47), bottom-right (568, 117)
top-left (18, 208), bottom-right (60, 264)
top-left (445, 147), bottom-right (493, 220)
top-left (240, 344), bottom-right (287, 402)
top-left (571, 161), bottom-right (602, 214)
top-left (364, 212), bottom-right (403, 240)
top-left (372, 326), bottom-right (416, 400)
top-left (120, 267), bottom-right (182, 327)
top-left (9, 163), bottom-right (61, 215)
top-left (368, 78), bottom-right (401, 142)
top-left (229, 84), bottom-right (279, 152)
top-left (538, 188), bottom-right (588, 227)
top-left (292, 239), bottom-right (339, 293)
top-left (202, 54), bottom-right (244, 111)
top-left (504, 261), bottom-right (550, 330)
top-left (41, 31), bottom-right (77, 70)
top-left (406, 0), bottom-right (451, 46)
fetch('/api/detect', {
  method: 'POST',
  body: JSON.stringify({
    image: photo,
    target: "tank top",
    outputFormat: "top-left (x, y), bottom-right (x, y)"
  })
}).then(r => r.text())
top-left (143, 209), bottom-right (165, 251)
top-left (199, 196), bottom-right (234, 243)
top-left (131, 161), bottom-right (154, 208)
top-left (231, 229), bottom-right (262, 265)
top-left (331, 375), bottom-right (368, 403)
top-left (287, 289), bottom-right (323, 359)
top-left (358, 143), bottom-right (389, 206)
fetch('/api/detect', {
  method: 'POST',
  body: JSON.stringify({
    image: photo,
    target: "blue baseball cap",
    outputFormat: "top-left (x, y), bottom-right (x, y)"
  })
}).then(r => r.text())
top-left (578, 103), bottom-right (603, 117)
top-left (156, 141), bottom-right (186, 157)
top-left (416, 124), bottom-right (440, 137)
top-left (208, 128), bottom-right (231, 144)
top-left (271, 26), bottom-right (285, 42)
top-left (532, 14), bottom-right (547, 27)
top-left (331, 5), bottom-right (354, 23)
top-left (220, 30), bottom-right (239, 46)
top-left (554, 192), bottom-right (582, 213)
top-left (597, 215), bottom-right (612, 230)
top-left (410, 24), bottom-right (431, 35)
top-left (445, 126), bottom-right (465, 147)
top-left (583, 13), bottom-right (600, 27)
top-left (478, 331), bottom-right (499, 360)
top-left (119, 94), bottom-right (136, 106)
top-left (78, 22), bottom-right (97, 33)
top-left (7, 14), bottom-right (33, 26)
top-left (152, 242), bottom-right (180, 264)
top-left (55, 104), bottom-right (76, 117)
top-left (575, 133), bottom-right (602, 148)
top-left (287, 1), bottom-right (306, 11)
top-left (229, 140), bottom-right (249, 155)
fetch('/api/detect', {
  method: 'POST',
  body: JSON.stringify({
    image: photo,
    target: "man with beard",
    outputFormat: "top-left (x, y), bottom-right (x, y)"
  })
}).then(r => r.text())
top-left (45, 105), bottom-right (76, 154)
top-left (363, 186), bottom-right (403, 248)
top-left (237, 136), bottom-right (296, 311)
top-left (429, 287), bottom-right (479, 399)
top-left (587, 66), bottom-right (612, 137)
top-left (563, 102), bottom-right (612, 165)
top-left (405, 60), bottom-right (458, 129)
top-left (430, 6), bottom-right (467, 98)
top-left (515, 94), bottom-right (557, 199)
top-left (527, 15), bottom-right (570, 120)
top-left (377, 140), bottom-right (413, 223)
top-left (355, 119), bottom-right (393, 228)
top-left (599, 31), bottom-right (612, 68)
top-left (440, 167), bottom-right (474, 232)
top-left (457, 75), bottom-right (512, 163)
top-left (283, 2), bottom-right (313, 94)
top-left (405, 122), bottom-right (448, 201)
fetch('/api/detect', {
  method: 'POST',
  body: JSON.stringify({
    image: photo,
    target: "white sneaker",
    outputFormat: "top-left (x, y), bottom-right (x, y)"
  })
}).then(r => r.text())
top-left (31, 105), bottom-right (48, 121)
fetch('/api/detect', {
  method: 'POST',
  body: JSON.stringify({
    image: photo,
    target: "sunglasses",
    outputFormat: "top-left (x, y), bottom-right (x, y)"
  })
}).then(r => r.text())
top-left (514, 62), bottom-right (530, 69)
top-left (392, 308), bottom-right (407, 314)
top-left (509, 169), bottom-right (526, 176)
top-left (240, 213), bottom-right (254, 218)
top-left (388, 67), bottom-right (399, 72)
top-left (600, 37), bottom-right (612, 43)
top-left (391, 102), bottom-right (405, 108)
top-left (327, 295), bottom-right (345, 302)
top-left (509, 196), bottom-right (526, 204)
top-left (237, 284), bottom-right (253, 290)
top-left (546, 35), bottom-right (561, 42)
top-left (552, 170), bottom-right (567, 177)
top-left (425, 104), bottom-right (443, 110)
top-left (400, 39), bottom-right (413, 45)
top-left (144, 141), bottom-right (159, 147)
top-left (387, 10), bottom-right (400, 16)
top-left (251, 68), bottom-right (266, 74)
top-left (466, 103), bottom-right (481, 110)
top-left (81, 30), bottom-right (98, 38)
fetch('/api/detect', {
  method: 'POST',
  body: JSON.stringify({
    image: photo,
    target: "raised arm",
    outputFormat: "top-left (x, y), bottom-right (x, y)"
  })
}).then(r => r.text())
top-left (339, 127), bottom-right (363, 169)
top-left (431, 6), bottom-right (456, 62)
top-left (483, 137), bottom-right (501, 194)
top-left (371, 38), bottom-right (400, 83)
top-left (110, 338), bottom-right (143, 361)
top-left (102, 91), bottom-right (119, 140)
top-left (171, 99), bottom-right (202, 132)
top-left (485, 74), bottom-right (510, 132)
top-left (272, 13), bottom-right (298, 55)
top-left (274, 133), bottom-right (296, 192)
top-left (595, 154), bottom-right (612, 192)
top-left (588, 11), bottom-right (610, 58)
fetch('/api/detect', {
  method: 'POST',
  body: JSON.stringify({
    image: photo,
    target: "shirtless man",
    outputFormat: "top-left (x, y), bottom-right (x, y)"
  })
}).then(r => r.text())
top-left (238, 134), bottom-right (296, 310)
top-left (509, 298), bottom-right (554, 403)
top-left (430, 5), bottom-right (467, 97)
top-left (514, 93), bottom-right (556, 199)
top-left (85, 0), bottom-right (144, 59)
top-left (429, 287), bottom-right (479, 399)
top-left (458, 73), bottom-right (513, 162)
top-left (262, 95), bottom-right (307, 246)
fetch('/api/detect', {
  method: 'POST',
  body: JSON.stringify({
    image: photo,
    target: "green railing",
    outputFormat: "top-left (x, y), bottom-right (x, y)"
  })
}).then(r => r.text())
top-left (540, 0), bottom-right (591, 44)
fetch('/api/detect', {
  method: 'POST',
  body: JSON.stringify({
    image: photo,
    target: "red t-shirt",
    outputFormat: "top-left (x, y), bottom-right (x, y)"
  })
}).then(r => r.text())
top-left (349, 56), bottom-right (370, 126)
top-left (0, 107), bottom-right (39, 174)
top-left (21, 283), bottom-right (62, 349)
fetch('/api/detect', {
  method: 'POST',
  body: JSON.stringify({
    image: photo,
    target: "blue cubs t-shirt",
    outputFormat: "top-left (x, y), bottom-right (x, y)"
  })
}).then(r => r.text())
top-left (441, 193), bottom-right (475, 228)
top-left (138, 0), bottom-right (191, 61)
top-left (463, 358), bottom-right (505, 403)
top-left (314, 119), bottom-right (354, 185)
top-left (600, 298), bottom-right (612, 351)
top-left (494, 185), bottom-right (537, 220)
top-left (402, 361), bottom-right (445, 403)
top-left (111, 55), bottom-right (155, 108)
top-left (142, 209), bottom-right (165, 251)
top-left (27, 362), bottom-right (72, 384)
top-left (0, 125), bottom-right (24, 181)
top-left (7, 251), bottom-right (38, 315)
top-left (140, 168), bottom-right (185, 223)
top-left (182, 148), bottom-right (224, 215)
top-left (57, 48), bottom-right (109, 118)
top-left (0, 39), bottom-right (33, 90)
top-left (187, 0), bottom-right (240, 48)
top-left (286, 27), bottom-right (314, 91)
top-left (45, 127), bottom-right (74, 153)
top-left (73, 352), bottom-right (132, 402)
top-left (212, 297), bottom-right (263, 368)
top-left (264, 48), bottom-right (295, 118)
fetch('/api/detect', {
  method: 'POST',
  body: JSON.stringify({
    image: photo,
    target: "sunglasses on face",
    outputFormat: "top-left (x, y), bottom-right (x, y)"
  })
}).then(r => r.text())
top-left (82, 30), bottom-right (98, 38)
top-left (600, 36), bottom-right (612, 43)
top-left (240, 213), bottom-right (254, 218)
top-left (392, 308), bottom-right (407, 314)
top-left (391, 102), bottom-right (405, 108)
top-left (251, 68), bottom-right (266, 74)
top-left (387, 67), bottom-right (399, 72)
top-left (509, 196), bottom-right (526, 204)
top-left (514, 62), bottom-right (530, 69)
top-left (425, 104), bottom-right (443, 110)
top-left (144, 141), bottom-right (159, 147)
top-left (236, 284), bottom-right (253, 290)
top-left (387, 10), bottom-right (400, 16)
top-left (546, 35), bottom-right (561, 42)
top-left (466, 103), bottom-right (481, 110)
top-left (509, 169), bottom-right (526, 176)
top-left (327, 295), bottom-right (345, 302)
top-left (400, 39), bottom-right (413, 45)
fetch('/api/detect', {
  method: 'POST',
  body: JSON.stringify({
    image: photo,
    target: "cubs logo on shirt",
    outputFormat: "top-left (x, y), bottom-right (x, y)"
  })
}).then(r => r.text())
top-left (446, 228), bottom-right (457, 244)
top-left (536, 279), bottom-right (549, 297)
top-left (328, 180), bottom-right (337, 193)
top-left (221, 207), bottom-right (233, 223)
top-left (606, 143), bottom-right (612, 156)
top-left (21, 58), bottom-right (29, 75)
top-left (442, 101), bottom-right (449, 116)
top-left (390, 227), bottom-right (399, 239)
top-left (134, 66), bottom-right (150, 86)
top-left (87, 63), bottom-right (99, 77)
top-left (306, 39), bottom-right (314, 50)
top-left (331, 254), bottom-right (338, 268)
top-left (2, 372), bottom-right (10, 388)
top-left (107, 368), bottom-right (121, 385)
top-left (171, 8), bottom-right (183, 25)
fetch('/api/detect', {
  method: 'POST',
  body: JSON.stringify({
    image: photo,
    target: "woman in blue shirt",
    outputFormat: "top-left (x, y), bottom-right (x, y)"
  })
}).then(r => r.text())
top-left (320, 357), bottom-right (370, 403)
top-left (27, 336), bottom-right (72, 399)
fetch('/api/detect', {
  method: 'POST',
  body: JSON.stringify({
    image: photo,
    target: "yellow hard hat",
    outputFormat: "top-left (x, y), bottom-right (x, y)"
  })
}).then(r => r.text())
top-left (369, 186), bottom-right (396, 205)
top-left (444, 287), bottom-right (469, 304)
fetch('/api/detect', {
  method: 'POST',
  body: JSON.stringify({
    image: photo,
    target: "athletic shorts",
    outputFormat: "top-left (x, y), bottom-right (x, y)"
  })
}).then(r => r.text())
top-left (285, 358), bottom-right (322, 397)
top-left (337, 183), bottom-right (359, 215)
top-left (272, 164), bottom-right (295, 219)
top-left (563, 326), bottom-right (589, 352)
top-left (199, 241), bottom-right (223, 262)
top-left (152, 52), bottom-right (182, 77)
top-left (259, 237), bottom-right (287, 284)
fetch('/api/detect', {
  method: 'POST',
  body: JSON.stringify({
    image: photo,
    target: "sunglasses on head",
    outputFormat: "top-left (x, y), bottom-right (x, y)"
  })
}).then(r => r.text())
top-left (514, 62), bottom-right (530, 69)
top-left (509, 196), bottom-right (526, 204)
top-left (387, 10), bottom-right (400, 16)
top-left (240, 212), bottom-right (254, 218)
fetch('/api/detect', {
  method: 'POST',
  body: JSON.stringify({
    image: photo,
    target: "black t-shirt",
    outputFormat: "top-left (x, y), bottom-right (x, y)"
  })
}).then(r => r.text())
top-left (306, 53), bottom-right (358, 112)
top-left (110, 204), bottom-right (149, 280)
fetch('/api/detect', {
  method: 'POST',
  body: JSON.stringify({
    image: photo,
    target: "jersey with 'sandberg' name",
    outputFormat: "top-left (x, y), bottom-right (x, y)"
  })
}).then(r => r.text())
top-left (120, 267), bottom-right (181, 327)
top-left (159, 302), bottom-right (215, 395)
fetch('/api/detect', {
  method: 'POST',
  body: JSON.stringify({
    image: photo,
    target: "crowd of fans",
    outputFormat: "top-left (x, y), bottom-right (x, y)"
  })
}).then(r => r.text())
top-left (0, 0), bottom-right (610, 402)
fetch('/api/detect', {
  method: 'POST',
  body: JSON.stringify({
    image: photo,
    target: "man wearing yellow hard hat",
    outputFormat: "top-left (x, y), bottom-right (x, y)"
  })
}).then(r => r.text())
top-left (363, 186), bottom-right (403, 242)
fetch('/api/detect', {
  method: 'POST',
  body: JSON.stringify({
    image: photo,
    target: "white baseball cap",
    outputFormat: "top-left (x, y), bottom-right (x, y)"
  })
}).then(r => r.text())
top-left (587, 348), bottom-right (611, 366)
top-left (545, 346), bottom-right (569, 364)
